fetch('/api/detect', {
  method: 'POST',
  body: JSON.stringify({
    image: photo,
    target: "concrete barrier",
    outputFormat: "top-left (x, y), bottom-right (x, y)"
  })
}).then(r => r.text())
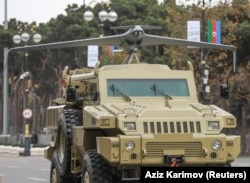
top-left (30, 148), bottom-right (45, 156)
top-left (0, 145), bottom-right (10, 155)
top-left (0, 145), bottom-right (46, 157)
top-left (8, 146), bottom-right (21, 156)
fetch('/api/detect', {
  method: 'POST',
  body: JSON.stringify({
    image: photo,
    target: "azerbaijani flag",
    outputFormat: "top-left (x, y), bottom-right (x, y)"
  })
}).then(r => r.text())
top-left (207, 21), bottom-right (221, 44)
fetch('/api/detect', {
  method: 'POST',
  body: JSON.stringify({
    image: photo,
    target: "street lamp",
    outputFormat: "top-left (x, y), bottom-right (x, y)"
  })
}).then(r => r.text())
top-left (83, 8), bottom-right (118, 22)
top-left (13, 32), bottom-right (42, 44)
top-left (83, 0), bottom-right (118, 36)
top-left (82, 1), bottom-right (117, 67)
top-left (12, 26), bottom-right (42, 156)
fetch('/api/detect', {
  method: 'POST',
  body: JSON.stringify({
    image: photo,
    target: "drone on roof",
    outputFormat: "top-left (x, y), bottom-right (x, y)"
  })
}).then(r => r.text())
top-left (8, 25), bottom-right (236, 70)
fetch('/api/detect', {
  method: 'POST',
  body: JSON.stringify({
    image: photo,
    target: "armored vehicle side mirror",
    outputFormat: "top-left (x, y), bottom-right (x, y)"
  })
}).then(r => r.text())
top-left (220, 84), bottom-right (229, 99)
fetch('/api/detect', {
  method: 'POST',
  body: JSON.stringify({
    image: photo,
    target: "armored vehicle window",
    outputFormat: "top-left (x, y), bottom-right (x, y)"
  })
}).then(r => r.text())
top-left (107, 79), bottom-right (189, 97)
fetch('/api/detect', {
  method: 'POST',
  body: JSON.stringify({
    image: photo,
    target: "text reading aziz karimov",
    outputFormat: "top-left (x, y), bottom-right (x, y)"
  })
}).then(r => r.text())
top-left (140, 167), bottom-right (249, 182)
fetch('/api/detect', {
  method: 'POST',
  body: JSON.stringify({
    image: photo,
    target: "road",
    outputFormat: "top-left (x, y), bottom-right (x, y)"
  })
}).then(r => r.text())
top-left (0, 155), bottom-right (50, 183)
top-left (232, 156), bottom-right (250, 167)
top-left (0, 155), bottom-right (249, 183)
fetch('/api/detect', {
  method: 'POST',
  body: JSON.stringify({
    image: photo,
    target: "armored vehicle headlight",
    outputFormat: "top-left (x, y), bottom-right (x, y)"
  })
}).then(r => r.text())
top-left (211, 140), bottom-right (222, 150)
top-left (207, 121), bottom-right (220, 130)
top-left (125, 141), bottom-right (135, 151)
top-left (226, 118), bottom-right (235, 125)
top-left (124, 122), bottom-right (136, 131)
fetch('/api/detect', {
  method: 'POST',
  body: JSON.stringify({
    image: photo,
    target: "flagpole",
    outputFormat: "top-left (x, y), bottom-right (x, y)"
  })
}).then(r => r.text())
top-left (200, 0), bottom-right (206, 103)
top-left (201, 0), bottom-right (205, 60)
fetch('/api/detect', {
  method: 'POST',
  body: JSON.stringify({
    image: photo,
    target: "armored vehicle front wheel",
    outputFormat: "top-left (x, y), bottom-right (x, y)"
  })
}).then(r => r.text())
top-left (82, 149), bottom-right (113, 183)
top-left (51, 151), bottom-right (62, 183)
top-left (50, 151), bottom-right (74, 183)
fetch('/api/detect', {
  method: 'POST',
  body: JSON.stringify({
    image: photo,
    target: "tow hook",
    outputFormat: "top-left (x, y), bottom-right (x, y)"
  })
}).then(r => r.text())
top-left (170, 157), bottom-right (178, 167)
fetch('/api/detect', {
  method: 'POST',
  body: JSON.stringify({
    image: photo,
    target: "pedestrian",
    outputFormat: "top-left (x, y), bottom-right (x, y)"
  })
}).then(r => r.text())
top-left (31, 131), bottom-right (38, 144)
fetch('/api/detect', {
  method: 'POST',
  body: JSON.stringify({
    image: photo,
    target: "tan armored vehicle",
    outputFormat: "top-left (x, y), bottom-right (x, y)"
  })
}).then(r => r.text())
top-left (10, 25), bottom-right (240, 182)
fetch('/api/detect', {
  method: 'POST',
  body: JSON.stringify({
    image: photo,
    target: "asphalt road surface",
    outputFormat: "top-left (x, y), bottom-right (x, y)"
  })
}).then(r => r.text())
top-left (232, 156), bottom-right (250, 167)
top-left (0, 155), bottom-right (50, 183)
top-left (0, 155), bottom-right (249, 183)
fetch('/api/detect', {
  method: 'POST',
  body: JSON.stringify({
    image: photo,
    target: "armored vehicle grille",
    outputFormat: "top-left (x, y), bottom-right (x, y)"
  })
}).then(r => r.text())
top-left (143, 121), bottom-right (201, 134)
top-left (146, 142), bottom-right (203, 157)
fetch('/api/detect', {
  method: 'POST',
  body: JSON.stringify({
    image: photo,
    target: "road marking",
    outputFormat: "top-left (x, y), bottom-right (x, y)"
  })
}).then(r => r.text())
top-left (7, 165), bottom-right (18, 168)
top-left (28, 177), bottom-right (48, 182)
top-left (40, 168), bottom-right (50, 171)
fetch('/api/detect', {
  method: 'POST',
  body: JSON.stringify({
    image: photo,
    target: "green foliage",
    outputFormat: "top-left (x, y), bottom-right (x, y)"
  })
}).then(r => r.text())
top-left (235, 21), bottom-right (250, 38)
top-left (235, 20), bottom-right (250, 57)
top-left (1, 0), bottom-right (250, 136)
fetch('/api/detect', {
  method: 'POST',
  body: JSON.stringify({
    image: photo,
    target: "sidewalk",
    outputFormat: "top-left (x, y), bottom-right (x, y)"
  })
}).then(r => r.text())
top-left (0, 145), bottom-right (46, 157)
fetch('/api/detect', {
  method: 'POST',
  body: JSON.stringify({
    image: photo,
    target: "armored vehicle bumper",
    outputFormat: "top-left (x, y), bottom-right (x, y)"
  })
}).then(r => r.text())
top-left (97, 133), bottom-right (240, 166)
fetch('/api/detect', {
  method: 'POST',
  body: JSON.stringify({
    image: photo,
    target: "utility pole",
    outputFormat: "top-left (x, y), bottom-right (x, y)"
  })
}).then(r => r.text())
top-left (3, 0), bottom-right (8, 135)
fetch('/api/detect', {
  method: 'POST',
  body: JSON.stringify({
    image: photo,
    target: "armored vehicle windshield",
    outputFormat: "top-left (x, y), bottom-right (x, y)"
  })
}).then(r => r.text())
top-left (107, 78), bottom-right (189, 97)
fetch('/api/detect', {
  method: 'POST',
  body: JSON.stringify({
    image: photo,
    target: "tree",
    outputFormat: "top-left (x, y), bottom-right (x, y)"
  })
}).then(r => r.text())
top-left (1, 1), bottom-right (250, 153)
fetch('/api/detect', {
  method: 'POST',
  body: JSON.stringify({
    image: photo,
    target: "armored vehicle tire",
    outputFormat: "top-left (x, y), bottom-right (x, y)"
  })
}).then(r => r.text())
top-left (50, 151), bottom-right (74, 183)
top-left (56, 109), bottom-right (83, 176)
top-left (82, 149), bottom-right (113, 183)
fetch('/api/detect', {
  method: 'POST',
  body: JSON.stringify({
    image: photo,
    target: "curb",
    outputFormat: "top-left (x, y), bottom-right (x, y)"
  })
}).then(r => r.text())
top-left (0, 145), bottom-right (46, 157)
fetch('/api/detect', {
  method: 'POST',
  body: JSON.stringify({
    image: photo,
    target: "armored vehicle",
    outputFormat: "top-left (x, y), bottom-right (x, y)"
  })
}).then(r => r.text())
top-left (9, 25), bottom-right (240, 182)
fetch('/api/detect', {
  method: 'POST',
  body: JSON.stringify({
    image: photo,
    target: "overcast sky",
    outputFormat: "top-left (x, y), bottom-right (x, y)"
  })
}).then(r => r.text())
top-left (0, 0), bottom-right (87, 24)
top-left (0, 0), bottom-right (170, 25)
top-left (1, 0), bottom-right (228, 25)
